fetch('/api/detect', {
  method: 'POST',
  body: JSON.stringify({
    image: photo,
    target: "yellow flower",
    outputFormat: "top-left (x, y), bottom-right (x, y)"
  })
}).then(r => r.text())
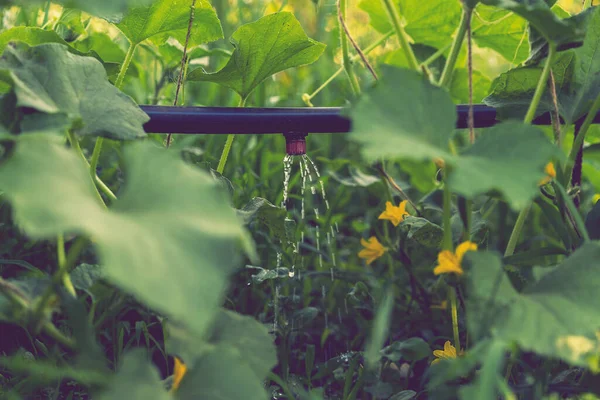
top-left (539, 162), bottom-right (556, 185)
top-left (378, 200), bottom-right (410, 226)
top-left (431, 341), bottom-right (458, 365)
top-left (170, 357), bottom-right (187, 393)
top-left (433, 241), bottom-right (477, 276)
top-left (358, 236), bottom-right (388, 265)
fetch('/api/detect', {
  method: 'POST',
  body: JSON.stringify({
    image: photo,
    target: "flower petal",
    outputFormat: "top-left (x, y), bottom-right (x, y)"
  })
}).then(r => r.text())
top-left (171, 357), bottom-right (187, 392)
top-left (455, 241), bottom-right (477, 263)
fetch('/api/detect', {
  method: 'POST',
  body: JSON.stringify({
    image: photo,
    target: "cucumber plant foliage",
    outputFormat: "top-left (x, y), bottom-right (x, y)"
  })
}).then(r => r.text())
top-left (0, 0), bottom-right (600, 399)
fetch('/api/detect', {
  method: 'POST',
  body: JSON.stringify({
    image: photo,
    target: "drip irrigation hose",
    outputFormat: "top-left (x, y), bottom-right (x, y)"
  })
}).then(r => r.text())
top-left (140, 105), bottom-right (600, 134)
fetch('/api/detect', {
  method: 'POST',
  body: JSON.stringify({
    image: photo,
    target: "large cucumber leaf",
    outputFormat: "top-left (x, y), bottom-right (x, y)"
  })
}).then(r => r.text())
top-left (0, 135), bottom-right (247, 336)
top-left (0, 43), bottom-right (148, 139)
top-left (187, 12), bottom-right (325, 100)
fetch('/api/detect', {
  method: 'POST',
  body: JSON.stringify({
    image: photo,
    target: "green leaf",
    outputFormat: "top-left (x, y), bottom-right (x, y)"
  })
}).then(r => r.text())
top-left (471, 4), bottom-right (529, 64)
top-left (458, 339), bottom-right (508, 400)
top-left (465, 244), bottom-right (600, 366)
top-left (70, 263), bottom-right (104, 293)
top-left (0, 43), bottom-right (148, 139)
top-left (166, 309), bottom-right (276, 381)
top-left (0, 356), bottom-right (108, 386)
top-left (0, 27), bottom-right (74, 56)
top-left (115, 0), bottom-right (223, 47)
top-left (484, 6), bottom-right (600, 124)
top-left (556, 6), bottom-right (600, 124)
top-left (176, 345), bottom-right (269, 400)
top-left (449, 121), bottom-right (557, 209)
top-left (381, 337), bottom-right (431, 362)
top-left (450, 68), bottom-right (492, 104)
top-left (365, 288), bottom-right (395, 369)
top-left (0, 136), bottom-right (247, 336)
top-left (484, 51), bottom-right (575, 121)
top-left (187, 12), bottom-right (325, 100)
top-left (480, 0), bottom-right (587, 46)
top-left (238, 197), bottom-right (290, 244)
top-left (9, 0), bottom-right (153, 20)
top-left (97, 349), bottom-right (172, 400)
top-left (349, 66), bottom-right (455, 163)
top-left (358, 0), bottom-right (462, 49)
top-left (389, 391), bottom-right (417, 400)
top-left (350, 67), bottom-right (556, 209)
top-left (401, 216), bottom-right (443, 248)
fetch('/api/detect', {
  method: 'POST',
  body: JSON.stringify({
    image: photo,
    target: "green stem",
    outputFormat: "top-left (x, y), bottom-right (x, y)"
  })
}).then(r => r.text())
top-left (43, 0), bottom-right (51, 26)
top-left (462, 199), bottom-right (472, 242)
top-left (42, 322), bottom-right (76, 350)
top-left (504, 203), bottom-right (531, 257)
top-left (0, 278), bottom-right (30, 309)
top-left (31, 237), bottom-right (88, 331)
top-left (504, 45), bottom-right (556, 257)
top-left (339, 0), bottom-right (361, 95)
top-left (57, 234), bottom-right (76, 297)
top-left (555, 181), bottom-right (590, 242)
top-left (380, 0), bottom-right (419, 71)
top-left (304, 31), bottom-right (393, 106)
top-left (89, 137), bottom-right (103, 181)
top-left (448, 286), bottom-right (460, 353)
top-left (267, 372), bottom-right (296, 400)
top-left (421, 42), bottom-right (452, 68)
top-left (439, 7), bottom-right (472, 88)
top-left (216, 97), bottom-right (246, 174)
top-left (524, 44), bottom-right (556, 124)
top-left (66, 130), bottom-right (107, 208)
top-left (565, 93), bottom-right (600, 183)
top-left (583, 0), bottom-right (593, 9)
top-left (114, 43), bottom-right (137, 91)
top-left (442, 174), bottom-right (453, 251)
top-left (86, 43), bottom-right (137, 197)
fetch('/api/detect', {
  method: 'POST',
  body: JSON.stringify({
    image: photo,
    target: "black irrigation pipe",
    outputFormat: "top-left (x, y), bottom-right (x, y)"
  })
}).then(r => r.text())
top-left (140, 104), bottom-right (600, 134)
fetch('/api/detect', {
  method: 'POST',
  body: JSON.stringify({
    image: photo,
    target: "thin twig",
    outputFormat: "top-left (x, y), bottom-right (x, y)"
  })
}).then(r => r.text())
top-left (549, 70), bottom-right (561, 147)
top-left (467, 10), bottom-right (475, 144)
top-left (336, 0), bottom-right (378, 81)
top-left (375, 163), bottom-right (418, 213)
top-left (166, 0), bottom-right (197, 148)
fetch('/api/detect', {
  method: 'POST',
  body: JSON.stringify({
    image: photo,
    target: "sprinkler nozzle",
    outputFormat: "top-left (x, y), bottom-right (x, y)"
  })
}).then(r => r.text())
top-left (284, 132), bottom-right (307, 155)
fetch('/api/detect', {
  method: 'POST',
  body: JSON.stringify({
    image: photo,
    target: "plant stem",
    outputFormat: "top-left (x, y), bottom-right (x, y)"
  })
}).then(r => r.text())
top-left (555, 181), bottom-right (590, 242)
top-left (43, 0), bottom-right (51, 26)
top-left (31, 237), bottom-right (88, 332)
top-left (504, 203), bottom-right (531, 257)
top-left (448, 285), bottom-right (460, 353)
top-left (86, 43), bottom-right (138, 199)
top-left (442, 173), bottom-right (453, 251)
top-left (57, 234), bottom-right (76, 297)
top-left (42, 322), bottom-right (76, 350)
top-left (166, 0), bottom-right (197, 148)
top-left (380, 0), bottom-right (419, 71)
top-left (439, 7), bottom-right (472, 88)
top-left (504, 45), bottom-right (557, 257)
top-left (565, 93), bottom-right (600, 183)
top-left (66, 130), bottom-right (107, 208)
top-left (89, 137), bottom-right (103, 181)
top-left (267, 372), bottom-right (296, 400)
top-left (524, 44), bottom-right (556, 124)
top-left (216, 97), bottom-right (246, 174)
top-left (584, 0), bottom-right (593, 9)
top-left (115, 43), bottom-right (137, 90)
top-left (339, 0), bottom-right (361, 95)
top-left (303, 31), bottom-right (393, 106)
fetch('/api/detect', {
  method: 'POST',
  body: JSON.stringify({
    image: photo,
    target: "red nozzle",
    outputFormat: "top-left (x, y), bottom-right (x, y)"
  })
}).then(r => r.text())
top-left (284, 132), bottom-right (307, 155)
